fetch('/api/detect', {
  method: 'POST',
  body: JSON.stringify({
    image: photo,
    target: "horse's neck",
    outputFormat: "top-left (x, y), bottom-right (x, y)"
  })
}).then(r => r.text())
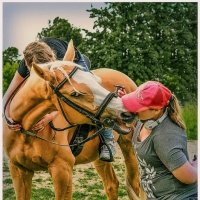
top-left (21, 101), bottom-right (55, 130)
top-left (9, 76), bottom-right (54, 130)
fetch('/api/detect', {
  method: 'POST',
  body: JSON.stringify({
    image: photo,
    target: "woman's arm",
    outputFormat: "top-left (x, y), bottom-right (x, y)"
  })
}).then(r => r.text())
top-left (32, 111), bottom-right (59, 132)
top-left (3, 71), bottom-right (25, 131)
top-left (153, 129), bottom-right (197, 185)
top-left (3, 71), bottom-right (25, 110)
top-left (172, 160), bottom-right (197, 184)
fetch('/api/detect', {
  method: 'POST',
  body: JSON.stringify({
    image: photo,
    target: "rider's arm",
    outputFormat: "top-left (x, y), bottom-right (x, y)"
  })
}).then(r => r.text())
top-left (32, 111), bottom-right (59, 132)
top-left (48, 111), bottom-right (59, 121)
top-left (3, 71), bottom-right (25, 131)
top-left (4, 59), bottom-right (29, 116)
top-left (3, 71), bottom-right (25, 117)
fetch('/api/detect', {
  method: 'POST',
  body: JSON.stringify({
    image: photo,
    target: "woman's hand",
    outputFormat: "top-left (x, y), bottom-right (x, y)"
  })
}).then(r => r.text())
top-left (32, 114), bottom-right (51, 132)
top-left (6, 117), bottom-right (22, 131)
top-left (118, 88), bottom-right (127, 97)
top-left (32, 111), bottom-right (58, 132)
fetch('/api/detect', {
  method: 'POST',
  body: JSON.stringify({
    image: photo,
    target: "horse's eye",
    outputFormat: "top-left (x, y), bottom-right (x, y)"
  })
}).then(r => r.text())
top-left (70, 91), bottom-right (81, 97)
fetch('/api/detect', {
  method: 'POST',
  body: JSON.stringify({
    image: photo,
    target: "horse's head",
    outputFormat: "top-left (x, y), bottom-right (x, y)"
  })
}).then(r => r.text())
top-left (31, 40), bottom-right (135, 132)
top-left (32, 61), bottom-right (133, 129)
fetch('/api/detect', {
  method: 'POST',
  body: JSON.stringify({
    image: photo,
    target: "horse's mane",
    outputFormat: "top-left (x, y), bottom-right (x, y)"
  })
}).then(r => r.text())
top-left (35, 60), bottom-right (86, 95)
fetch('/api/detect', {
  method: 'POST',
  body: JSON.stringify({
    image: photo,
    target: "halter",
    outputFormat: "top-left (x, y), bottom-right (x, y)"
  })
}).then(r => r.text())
top-left (49, 66), bottom-right (118, 128)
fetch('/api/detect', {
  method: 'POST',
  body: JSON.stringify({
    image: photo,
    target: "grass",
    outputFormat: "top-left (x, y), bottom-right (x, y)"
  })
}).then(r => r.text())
top-left (3, 188), bottom-right (16, 200)
top-left (3, 101), bottom-right (197, 199)
top-left (3, 152), bottom-right (129, 200)
top-left (31, 188), bottom-right (55, 199)
top-left (182, 101), bottom-right (197, 140)
top-left (3, 139), bottom-right (197, 200)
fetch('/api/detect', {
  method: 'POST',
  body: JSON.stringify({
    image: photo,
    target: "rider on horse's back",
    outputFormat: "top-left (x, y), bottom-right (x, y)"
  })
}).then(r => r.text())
top-left (4, 38), bottom-right (115, 162)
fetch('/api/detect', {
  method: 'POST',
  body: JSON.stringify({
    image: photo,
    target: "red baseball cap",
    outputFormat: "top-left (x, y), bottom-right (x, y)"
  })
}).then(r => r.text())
top-left (122, 81), bottom-right (172, 113)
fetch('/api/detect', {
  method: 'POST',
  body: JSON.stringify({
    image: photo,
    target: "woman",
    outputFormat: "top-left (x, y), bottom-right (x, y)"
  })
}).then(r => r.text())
top-left (119, 81), bottom-right (197, 199)
top-left (3, 37), bottom-right (115, 162)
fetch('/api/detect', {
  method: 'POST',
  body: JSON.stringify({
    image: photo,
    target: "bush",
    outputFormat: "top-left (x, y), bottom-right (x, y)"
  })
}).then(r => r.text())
top-left (182, 101), bottom-right (197, 140)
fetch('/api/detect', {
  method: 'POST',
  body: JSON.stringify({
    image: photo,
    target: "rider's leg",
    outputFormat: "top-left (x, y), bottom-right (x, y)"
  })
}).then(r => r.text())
top-left (75, 53), bottom-right (91, 71)
top-left (82, 54), bottom-right (91, 70)
top-left (75, 53), bottom-right (116, 161)
top-left (99, 128), bottom-right (116, 162)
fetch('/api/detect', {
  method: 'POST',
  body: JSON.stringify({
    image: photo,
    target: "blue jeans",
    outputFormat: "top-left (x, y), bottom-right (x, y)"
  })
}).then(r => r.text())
top-left (183, 193), bottom-right (198, 200)
top-left (75, 54), bottom-right (90, 72)
top-left (76, 55), bottom-right (113, 140)
top-left (102, 128), bottom-right (114, 140)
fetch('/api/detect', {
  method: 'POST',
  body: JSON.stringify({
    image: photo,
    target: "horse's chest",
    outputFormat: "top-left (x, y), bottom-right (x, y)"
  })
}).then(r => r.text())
top-left (10, 143), bottom-right (50, 170)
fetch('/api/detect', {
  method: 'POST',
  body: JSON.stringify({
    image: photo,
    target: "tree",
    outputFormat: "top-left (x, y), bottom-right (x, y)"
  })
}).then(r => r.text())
top-left (81, 2), bottom-right (197, 102)
top-left (37, 17), bottom-right (83, 47)
top-left (3, 47), bottom-right (21, 65)
top-left (3, 17), bottom-right (85, 94)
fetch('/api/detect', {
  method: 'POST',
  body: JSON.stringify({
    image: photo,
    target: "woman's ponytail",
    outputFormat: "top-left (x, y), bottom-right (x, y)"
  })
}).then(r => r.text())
top-left (167, 95), bottom-right (186, 130)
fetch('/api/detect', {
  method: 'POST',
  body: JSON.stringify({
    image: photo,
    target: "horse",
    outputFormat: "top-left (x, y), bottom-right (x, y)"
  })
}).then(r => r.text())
top-left (3, 41), bottom-right (145, 200)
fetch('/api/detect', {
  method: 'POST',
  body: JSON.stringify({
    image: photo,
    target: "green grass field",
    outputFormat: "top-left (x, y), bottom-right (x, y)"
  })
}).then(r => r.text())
top-left (3, 152), bottom-right (130, 200)
top-left (3, 102), bottom-right (197, 199)
top-left (182, 102), bottom-right (197, 140)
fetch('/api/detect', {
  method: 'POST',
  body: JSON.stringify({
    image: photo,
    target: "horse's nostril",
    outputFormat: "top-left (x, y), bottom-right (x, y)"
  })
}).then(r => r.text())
top-left (121, 112), bottom-right (136, 123)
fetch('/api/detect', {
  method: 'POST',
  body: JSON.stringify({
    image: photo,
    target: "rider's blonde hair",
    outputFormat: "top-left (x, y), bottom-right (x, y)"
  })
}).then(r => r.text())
top-left (23, 41), bottom-right (56, 68)
top-left (167, 95), bottom-right (186, 130)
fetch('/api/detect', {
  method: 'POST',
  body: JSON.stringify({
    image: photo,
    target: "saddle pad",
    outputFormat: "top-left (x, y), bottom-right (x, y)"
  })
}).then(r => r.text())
top-left (69, 124), bottom-right (95, 156)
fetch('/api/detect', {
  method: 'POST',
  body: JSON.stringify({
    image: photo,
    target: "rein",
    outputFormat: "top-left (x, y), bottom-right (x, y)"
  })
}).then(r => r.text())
top-left (20, 126), bottom-right (106, 147)
top-left (4, 65), bottom-right (120, 147)
top-left (46, 66), bottom-right (119, 147)
top-left (50, 66), bottom-right (118, 127)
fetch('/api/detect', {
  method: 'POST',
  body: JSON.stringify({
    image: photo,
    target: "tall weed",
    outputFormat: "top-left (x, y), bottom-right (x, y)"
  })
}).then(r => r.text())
top-left (182, 101), bottom-right (197, 140)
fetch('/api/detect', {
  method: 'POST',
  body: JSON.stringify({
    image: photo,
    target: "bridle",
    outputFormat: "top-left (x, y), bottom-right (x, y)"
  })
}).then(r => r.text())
top-left (4, 65), bottom-right (130, 147)
top-left (49, 66), bottom-right (119, 129)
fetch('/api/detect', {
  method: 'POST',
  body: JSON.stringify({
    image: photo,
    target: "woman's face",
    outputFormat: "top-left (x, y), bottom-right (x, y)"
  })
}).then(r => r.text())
top-left (137, 109), bottom-right (163, 121)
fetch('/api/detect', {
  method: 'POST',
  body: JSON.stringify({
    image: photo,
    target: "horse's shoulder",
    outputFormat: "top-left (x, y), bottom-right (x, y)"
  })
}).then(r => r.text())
top-left (92, 68), bottom-right (137, 92)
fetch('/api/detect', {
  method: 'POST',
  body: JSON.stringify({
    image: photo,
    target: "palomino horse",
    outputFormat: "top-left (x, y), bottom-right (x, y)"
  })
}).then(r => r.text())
top-left (3, 41), bottom-right (145, 200)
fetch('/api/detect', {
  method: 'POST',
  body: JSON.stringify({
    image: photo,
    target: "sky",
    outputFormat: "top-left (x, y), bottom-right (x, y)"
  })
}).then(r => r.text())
top-left (3, 2), bottom-right (106, 55)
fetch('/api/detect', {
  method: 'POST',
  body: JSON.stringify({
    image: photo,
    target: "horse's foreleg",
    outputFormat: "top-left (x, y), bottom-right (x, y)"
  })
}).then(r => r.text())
top-left (9, 161), bottom-right (34, 200)
top-left (49, 157), bottom-right (74, 200)
top-left (93, 159), bottom-right (119, 200)
top-left (117, 135), bottom-right (145, 200)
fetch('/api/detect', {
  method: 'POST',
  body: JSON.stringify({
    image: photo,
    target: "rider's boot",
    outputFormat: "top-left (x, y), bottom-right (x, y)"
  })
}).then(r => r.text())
top-left (99, 138), bottom-right (116, 162)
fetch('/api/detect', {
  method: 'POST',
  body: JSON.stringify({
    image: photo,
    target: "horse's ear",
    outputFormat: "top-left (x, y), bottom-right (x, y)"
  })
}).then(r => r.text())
top-left (32, 63), bottom-right (54, 82)
top-left (63, 39), bottom-right (75, 61)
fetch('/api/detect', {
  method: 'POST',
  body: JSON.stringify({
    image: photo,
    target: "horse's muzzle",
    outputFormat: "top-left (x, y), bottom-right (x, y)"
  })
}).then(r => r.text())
top-left (102, 112), bottom-right (136, 135)
top-left (102, 118), bottom-right (129, 135)
top-left (120, 112), bottom-right (136, 123)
